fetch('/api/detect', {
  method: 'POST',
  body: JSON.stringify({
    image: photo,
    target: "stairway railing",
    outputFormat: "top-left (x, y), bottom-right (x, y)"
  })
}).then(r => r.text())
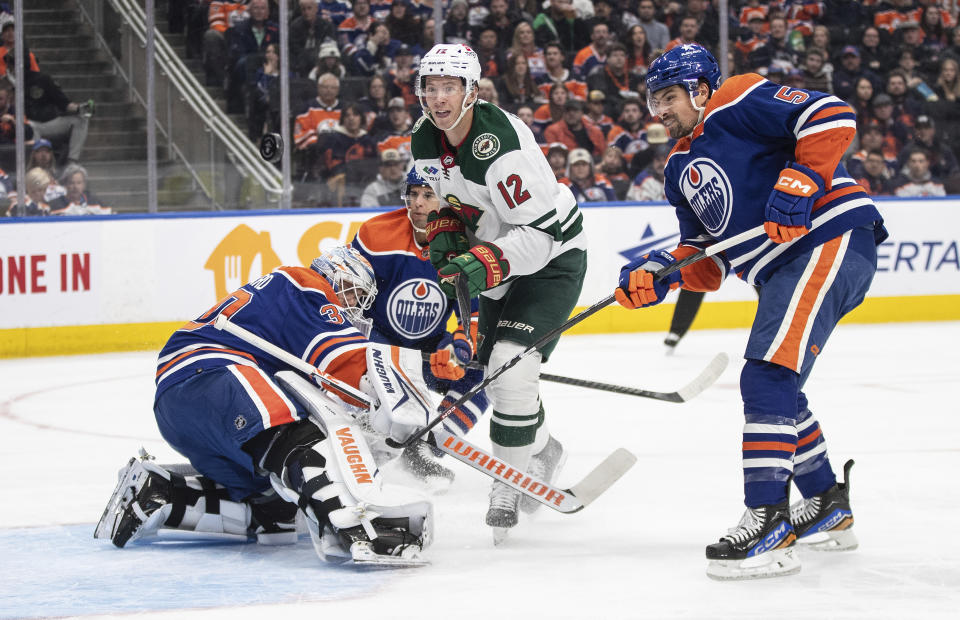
top-left (75, 0), bottom-right (283, 209)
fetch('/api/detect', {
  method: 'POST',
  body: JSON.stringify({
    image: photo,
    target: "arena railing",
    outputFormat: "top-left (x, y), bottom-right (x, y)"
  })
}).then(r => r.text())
top-left (76, 0), bottom-right (284, 210)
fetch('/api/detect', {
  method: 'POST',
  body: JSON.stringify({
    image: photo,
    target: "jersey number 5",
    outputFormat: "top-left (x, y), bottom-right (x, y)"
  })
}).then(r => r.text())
top-left (774, 86), bottom-right (809, 104)
top-left (497, 174), bottom-right (531, 209)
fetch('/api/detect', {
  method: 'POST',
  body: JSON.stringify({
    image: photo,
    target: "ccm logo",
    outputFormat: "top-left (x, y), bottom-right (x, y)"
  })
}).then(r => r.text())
top-left (776, 176), bottom-right (815, 196)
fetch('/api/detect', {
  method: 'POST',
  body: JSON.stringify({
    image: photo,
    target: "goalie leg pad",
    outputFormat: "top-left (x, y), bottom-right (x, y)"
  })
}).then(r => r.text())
top-left (95, 451), bottom-right (263, 548)
top-left (260, 418), bottom-right (433, 563)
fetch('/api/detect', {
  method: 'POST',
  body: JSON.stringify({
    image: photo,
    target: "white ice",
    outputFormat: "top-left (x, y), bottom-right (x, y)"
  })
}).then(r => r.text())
top-left (1, 323), bottom-right (958, 619)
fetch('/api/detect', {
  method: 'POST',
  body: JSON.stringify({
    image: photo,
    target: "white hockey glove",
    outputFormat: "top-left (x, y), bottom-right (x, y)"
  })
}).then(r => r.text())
top-left (361, 344), bottom-right (433, 444)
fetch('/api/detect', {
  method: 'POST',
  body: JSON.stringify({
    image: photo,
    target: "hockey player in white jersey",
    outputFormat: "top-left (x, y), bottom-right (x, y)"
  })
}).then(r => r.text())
top-left (411, 43), bottom-right (587, 542)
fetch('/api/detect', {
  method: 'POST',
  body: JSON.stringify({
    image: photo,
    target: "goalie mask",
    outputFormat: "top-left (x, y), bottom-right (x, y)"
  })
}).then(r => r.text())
top-left (416, 43), bottom-right (482, 131)
top-left (310, 247), bottom-right (377, 333)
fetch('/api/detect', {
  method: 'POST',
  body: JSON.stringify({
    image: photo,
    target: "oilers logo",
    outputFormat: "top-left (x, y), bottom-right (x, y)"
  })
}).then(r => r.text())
top-left (679, 158), bottom-right (733, 235)
top-left (387, 278), bottom-right (447, 340)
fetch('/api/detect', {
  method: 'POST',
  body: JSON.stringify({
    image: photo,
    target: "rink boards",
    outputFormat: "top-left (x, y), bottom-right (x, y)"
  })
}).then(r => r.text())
top-left (0, 198), bottom-right (957, 357)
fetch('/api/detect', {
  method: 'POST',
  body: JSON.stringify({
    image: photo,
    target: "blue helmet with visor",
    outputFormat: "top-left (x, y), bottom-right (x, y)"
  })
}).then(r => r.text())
top-left (645, 44), bottom-right (722, 117)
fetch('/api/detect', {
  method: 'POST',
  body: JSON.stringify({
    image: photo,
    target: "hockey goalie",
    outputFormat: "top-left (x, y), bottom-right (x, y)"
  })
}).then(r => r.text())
top-left (94, 247), bottom-right (437, 566)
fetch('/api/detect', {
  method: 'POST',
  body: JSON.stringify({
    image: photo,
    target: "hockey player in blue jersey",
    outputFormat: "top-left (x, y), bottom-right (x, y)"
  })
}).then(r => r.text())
top-left (95, 246), bottom-right (435, 565)
top-left (351, 167), bottom-right (490, 486)
top-left (615, 45), bottom-right (887, 580)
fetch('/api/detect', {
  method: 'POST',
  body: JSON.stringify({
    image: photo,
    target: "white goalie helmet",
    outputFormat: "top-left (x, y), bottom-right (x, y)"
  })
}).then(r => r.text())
top-left (310, 246), bottom-right (378, 333)
top-left (416, 43), bottom-right (482, 129)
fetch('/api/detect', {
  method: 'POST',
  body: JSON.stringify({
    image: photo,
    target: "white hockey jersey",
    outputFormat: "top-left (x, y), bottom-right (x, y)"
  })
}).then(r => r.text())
top-left (411, 101), bottom-right (587, 299)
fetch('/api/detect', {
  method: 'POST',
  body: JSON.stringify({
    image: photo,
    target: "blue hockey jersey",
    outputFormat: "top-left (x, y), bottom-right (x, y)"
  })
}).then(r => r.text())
top-left (663, 73), bottom-right (887, 287)
top-left (351, 208), bottom-right (453, 350)
top-left (155, 267), bottom-right (369, 400)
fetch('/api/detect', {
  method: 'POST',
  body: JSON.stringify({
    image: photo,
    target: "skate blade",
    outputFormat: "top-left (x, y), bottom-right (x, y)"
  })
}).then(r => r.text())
top-left (94, 457), bottom-right (143, 541)
top-left (798, 528), bottom-right (859, 552)
top-left (492, 527), bottom-right (510, 546)
top-left (706, 547), bottom-right (801, 581)
top-left (349, 541), bottom-right (429, 568)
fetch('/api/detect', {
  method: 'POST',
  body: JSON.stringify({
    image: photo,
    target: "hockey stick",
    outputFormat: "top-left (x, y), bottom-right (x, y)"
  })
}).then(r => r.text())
top-left (213, 314), bottom-right (373, 408)
top-left (212, 315), bottom-right (635, 514)
top-left (539, 351), bottom-right (730, 403)
top-left (419, 351), bottom-right (728, 403)
top-left (401, 223), bottom-right (768, 448)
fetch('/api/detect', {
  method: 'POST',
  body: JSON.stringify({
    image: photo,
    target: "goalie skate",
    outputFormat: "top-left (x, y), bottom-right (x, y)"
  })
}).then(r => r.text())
top-left (705, 500), bottom-right (800, 581)
top-left (519, 436), bottom-right (567, 514)
top-left (95, 450), bottom-right (175, 547)
top-left (339, 517), bottom-right (429, 567)
top-left (791, 459), bottom-right (858, 552)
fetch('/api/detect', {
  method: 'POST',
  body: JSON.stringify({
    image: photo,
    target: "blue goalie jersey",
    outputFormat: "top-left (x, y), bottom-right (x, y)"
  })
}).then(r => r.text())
top-left (664, 73), bottom-right (887, 287)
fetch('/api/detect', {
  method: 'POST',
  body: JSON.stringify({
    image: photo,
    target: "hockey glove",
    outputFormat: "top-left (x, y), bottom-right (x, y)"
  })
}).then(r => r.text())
top-left (615, 250), bottom-right (683, 309)
top-left (425, 208), bottom-right (469, 271)
top-left (437, 243), bottom-right (510, 298)
top-left (764, 162), bottom-right (824, 244)
top-left (429, 329), bottom-right (474, 381)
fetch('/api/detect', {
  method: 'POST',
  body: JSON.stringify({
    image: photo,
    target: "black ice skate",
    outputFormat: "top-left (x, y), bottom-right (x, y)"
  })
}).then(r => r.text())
top-left (95, 451), bottom-right (173, 548)
top-left (486, 481), bottom-right (521, 545)
top-left (337, 516), bottom-right (428, 567)
top-left (663, 331), bottom-right (681, 355)
top-left (791, 459), bottom-right (858, 551)
top-left (520, 435), bottom-right (567, 514)
top-left (705, 500), bottom-right (800, 580)
top-left (400, 441), bottom-right (455, 488)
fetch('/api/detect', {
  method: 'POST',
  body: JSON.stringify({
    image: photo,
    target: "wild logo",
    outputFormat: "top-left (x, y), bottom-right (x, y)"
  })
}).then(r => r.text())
top-left (472, 133), bottom-right (500, 160)
top-left (444, 194), bottom-right (483, 230)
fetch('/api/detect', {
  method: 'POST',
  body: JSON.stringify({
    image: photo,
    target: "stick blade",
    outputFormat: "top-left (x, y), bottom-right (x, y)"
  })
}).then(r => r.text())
top-left (674, 352), bottom-right (729, 402)
top-left (566, 448), bottom-right (637, 508)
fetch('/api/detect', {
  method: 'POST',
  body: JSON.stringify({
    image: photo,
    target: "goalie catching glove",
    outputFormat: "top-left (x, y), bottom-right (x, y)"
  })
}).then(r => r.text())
top-left (425, 208), bottom-right (470, 271)
top-left (615, 250), bottom-right (683, 309)
top-left (429, 327), bottom-right (475, 381)
top-left (764, 162), bottom-right (824, 244)
top-left (437, 243), bottom-right (510, 298)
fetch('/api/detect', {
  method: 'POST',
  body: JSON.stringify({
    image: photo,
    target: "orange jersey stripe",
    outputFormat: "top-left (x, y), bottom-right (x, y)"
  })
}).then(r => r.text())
top-left (156, 347), bottom-right (255, 378)
top-left (797, 427), bottom-right (822, 447)
top-left (742, 441), bottom-right (798, 453)
top-left (307, 334), bottom-right (367, 367)
top-left (770, 235), bottom-right (844, 370)
top-left (812, 184), bottom-right (863, 212)
top-left (233, 364), bottom-right (297, 427)
top-left (322, 348), bottom-right (368, 393)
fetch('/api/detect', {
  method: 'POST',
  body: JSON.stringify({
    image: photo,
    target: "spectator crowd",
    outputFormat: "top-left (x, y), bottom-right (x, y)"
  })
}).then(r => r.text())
top-left (7, 0), bottom-right (960, 214)
top-left (0, 6), bottom-right (109, 216)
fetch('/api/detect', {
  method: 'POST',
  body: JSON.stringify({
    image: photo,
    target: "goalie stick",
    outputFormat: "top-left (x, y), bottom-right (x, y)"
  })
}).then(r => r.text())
top-left (212, 315), bottom-right (636, 514)
top-left (402, 223), bottom-right (769, 447)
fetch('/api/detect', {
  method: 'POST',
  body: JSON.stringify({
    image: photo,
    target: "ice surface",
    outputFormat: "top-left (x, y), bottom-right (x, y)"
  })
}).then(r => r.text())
top-left (1, 324), bottom-right (958, 619)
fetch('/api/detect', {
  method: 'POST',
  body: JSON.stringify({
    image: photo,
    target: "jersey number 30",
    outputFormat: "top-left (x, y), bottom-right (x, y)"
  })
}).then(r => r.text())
top-left (497, 174), bottom-right (531, 209)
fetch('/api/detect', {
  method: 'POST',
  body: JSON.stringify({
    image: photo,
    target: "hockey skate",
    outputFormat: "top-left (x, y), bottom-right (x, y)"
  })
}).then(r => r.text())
top-left (663, 332), bottom-right (681, 355)
top-left (486, 481), bottom-right (521, 545)
top-left (791, 459), bottom-right (858, 551)
top-left (400, 442), bottom-right (455, 490)
top-left (705, 500), bottom-right (800, 581)
top-left (519, 435), bottom-right (567, 514)
top-left (338, 516), bottom-right (429, 567)
top-left (95, 450), bottom-right (296, 548)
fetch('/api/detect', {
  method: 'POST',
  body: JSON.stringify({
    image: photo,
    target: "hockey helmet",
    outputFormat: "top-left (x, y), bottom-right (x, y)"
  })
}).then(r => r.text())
top-left (645, 44), bottom-right (722, 117)
top-left (402, 166), bottom-right (439, 234)
top-left (416, 43), bottom-right (482, 130)
top-left (310, 246), bottom-right (377, 330)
